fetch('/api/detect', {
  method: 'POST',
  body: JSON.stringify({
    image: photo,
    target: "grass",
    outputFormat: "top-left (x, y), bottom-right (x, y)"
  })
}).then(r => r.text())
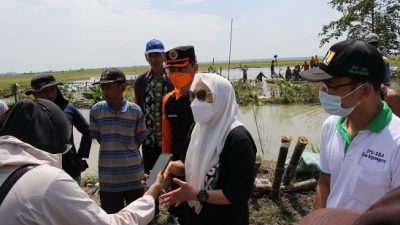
top-left (0, 66), bottom-right (148, 97)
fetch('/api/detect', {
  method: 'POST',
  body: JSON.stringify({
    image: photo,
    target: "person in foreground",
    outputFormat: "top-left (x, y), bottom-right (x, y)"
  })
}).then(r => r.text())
top-left (299, 40), bottom-right (400, 212)
top-left (0, 99), bottom-right (164, 225)
top-left (160, 73), bottom-right (257, 225)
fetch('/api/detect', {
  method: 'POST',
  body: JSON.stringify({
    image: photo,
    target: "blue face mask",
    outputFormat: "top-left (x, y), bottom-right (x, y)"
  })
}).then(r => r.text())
top-left (319, 84), bottom-right (366, 117)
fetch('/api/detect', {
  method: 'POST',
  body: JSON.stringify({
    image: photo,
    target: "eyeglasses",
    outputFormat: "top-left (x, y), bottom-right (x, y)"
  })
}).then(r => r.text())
top-left (321, 81), bottom-right (360, 95)
top-left (188, 90), bottom-right (212, 102)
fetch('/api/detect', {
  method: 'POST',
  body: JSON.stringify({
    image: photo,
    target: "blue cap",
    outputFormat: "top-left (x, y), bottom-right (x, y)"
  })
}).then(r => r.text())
top-left (145, 39), bottom-right (165, 54)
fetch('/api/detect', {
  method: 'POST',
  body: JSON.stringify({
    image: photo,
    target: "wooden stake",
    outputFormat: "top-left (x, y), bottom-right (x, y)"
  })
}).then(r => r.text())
top-left (270, 136), bottom-right (291, 202)
top-left (282, 136), bottom-right (309, 186)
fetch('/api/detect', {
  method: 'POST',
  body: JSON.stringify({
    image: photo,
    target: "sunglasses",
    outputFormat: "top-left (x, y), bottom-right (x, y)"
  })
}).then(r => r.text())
top-left (188, 90), bottom-right (212, 102)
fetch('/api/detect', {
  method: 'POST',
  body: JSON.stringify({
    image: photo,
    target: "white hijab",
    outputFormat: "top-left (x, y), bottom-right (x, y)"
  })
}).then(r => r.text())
top-left (185, 73), bottom-right (242, 214)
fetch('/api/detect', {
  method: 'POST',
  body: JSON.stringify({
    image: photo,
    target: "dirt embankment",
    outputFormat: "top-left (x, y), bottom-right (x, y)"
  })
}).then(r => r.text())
top-left (249, 160), bottom-right (317, 225)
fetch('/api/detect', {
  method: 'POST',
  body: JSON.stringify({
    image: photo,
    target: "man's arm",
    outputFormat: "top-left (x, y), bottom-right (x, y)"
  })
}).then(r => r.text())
top-left (88, 108), bottom-right (100, 143)
top-left (42, 168), bottom-right (155, 225)
top-left (133, 74), bottom-right (144, 105)
top-left (71, 106), bottom-right (92, 158)
top-left (135, 109), bottom-right (149, 146)
top-left (314, 173), bottom-right (330, 209)
top-left (161, 92), bottom-right (174, 153)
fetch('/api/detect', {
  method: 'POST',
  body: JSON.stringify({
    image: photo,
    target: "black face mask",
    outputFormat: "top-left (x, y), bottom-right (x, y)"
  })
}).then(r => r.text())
top-left (0, 99), bottom-right (71, 154)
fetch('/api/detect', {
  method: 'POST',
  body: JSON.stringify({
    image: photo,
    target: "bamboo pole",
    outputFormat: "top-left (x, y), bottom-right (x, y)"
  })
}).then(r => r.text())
top-left (270, 136), bottom-right (292, 202)
top-left (282, 136), bottom-right (309, 186)
top-left (288, 178), bottom-right (316, 193)
top-left (254, 178), bottom-right (317, 194)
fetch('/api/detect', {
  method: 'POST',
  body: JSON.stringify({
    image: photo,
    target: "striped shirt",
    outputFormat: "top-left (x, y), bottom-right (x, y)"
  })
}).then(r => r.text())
top-left (89, 98), bottom-right (149, 192)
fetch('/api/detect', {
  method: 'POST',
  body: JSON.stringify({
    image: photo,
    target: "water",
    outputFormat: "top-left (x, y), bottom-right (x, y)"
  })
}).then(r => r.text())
top-left (239, 104), bottom-right (328, 160)
top-left (212, 66), bottom-right (288, 81)
top-left (76, 105), bottom-right (328, 176)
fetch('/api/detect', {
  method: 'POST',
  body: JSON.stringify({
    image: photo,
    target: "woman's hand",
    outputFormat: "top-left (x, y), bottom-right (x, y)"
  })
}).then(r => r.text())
top-left (159, 178), bottom-right (198, 208)
top-left (164, 160), bottom-right (185, 178)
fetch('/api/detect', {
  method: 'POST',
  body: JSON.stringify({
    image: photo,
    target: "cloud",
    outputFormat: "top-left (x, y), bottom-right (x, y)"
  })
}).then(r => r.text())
top-left (0, 0), bottom-right (343, 73)
top-left (170, 0), bottom-right (206, 5)
top-left (0, 0), bottom-right (227, 73)
top-left (96, 0), bottom-right (152, 13)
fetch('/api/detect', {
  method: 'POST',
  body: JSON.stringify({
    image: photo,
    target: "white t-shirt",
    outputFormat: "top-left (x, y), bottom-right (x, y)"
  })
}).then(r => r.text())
top-left (0, 136), bottom-right (155, 225)
top-left (320, 103), bottom-right (400, 212)
top-left (0, 165), bottom-right (155, 225)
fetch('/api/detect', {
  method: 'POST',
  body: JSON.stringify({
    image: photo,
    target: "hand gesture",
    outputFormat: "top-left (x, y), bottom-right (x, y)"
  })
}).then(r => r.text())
top-left (159, 178), bottom-right (197, 208)
top-left (164, 160), bottom-right (185, 179)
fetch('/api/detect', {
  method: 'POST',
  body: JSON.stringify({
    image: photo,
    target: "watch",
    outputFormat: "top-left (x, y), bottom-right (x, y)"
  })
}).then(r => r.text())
top-left (197, 190), bottom-right (209, 204)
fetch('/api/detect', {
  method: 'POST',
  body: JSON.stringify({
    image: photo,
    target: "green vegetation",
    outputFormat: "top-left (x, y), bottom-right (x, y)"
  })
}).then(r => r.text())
top-left (81, 175), bottom-right (98, 187)
top-left (267, 80), bottom-right (320, 104)
top-left (319, 0), bottom-right (399, 56)
top-left (232, 81), bottom-right (265, 106)
top-left (0, 67), bottom-right (147, 98)
top-left (232, 80), bottom-right (320, 106)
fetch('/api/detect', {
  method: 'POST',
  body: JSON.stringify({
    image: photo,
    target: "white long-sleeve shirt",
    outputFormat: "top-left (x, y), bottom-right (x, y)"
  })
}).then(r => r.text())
top-left (0, 136), bottom-right (155, 225)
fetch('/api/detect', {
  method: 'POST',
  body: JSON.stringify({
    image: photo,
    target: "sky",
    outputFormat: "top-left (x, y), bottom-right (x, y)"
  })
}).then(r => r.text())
top-left (0, 0), bottom-right (344, 74)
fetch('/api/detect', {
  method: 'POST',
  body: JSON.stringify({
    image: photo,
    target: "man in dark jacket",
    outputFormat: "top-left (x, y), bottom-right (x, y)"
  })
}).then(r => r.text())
top-left (161, 45), bottom-right (198, 225)
top-left (134, 39), bottom-right (173, 175)
top-left (26, 73), bottom-right (92, 184)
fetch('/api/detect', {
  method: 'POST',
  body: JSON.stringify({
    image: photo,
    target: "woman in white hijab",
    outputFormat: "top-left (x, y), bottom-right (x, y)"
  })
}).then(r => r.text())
top-left (160, 73), bottom-right (257, 225)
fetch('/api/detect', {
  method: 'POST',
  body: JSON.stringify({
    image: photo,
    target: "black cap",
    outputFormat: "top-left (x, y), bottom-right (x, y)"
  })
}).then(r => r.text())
top-left (93, 68), bottom-right (126, 85)
top-left (26, 73), bottom-right (61, 95)
top-left (0, 99), bottom-right (71, 154)
top-left (164, 46), bottom-right (196, 68)
top-left (300, 40), bottom-right (385, 87)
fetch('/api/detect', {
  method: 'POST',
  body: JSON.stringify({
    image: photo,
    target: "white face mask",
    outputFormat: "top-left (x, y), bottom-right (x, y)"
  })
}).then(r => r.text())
top-left (190, 98), bottom-right (214, 124)
top-left (319, 83), bottom-right (366, 117)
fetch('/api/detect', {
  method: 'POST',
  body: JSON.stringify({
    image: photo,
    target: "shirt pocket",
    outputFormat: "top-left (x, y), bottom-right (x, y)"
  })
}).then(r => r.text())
top-left (349, 164), bottom-right (389, 207)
